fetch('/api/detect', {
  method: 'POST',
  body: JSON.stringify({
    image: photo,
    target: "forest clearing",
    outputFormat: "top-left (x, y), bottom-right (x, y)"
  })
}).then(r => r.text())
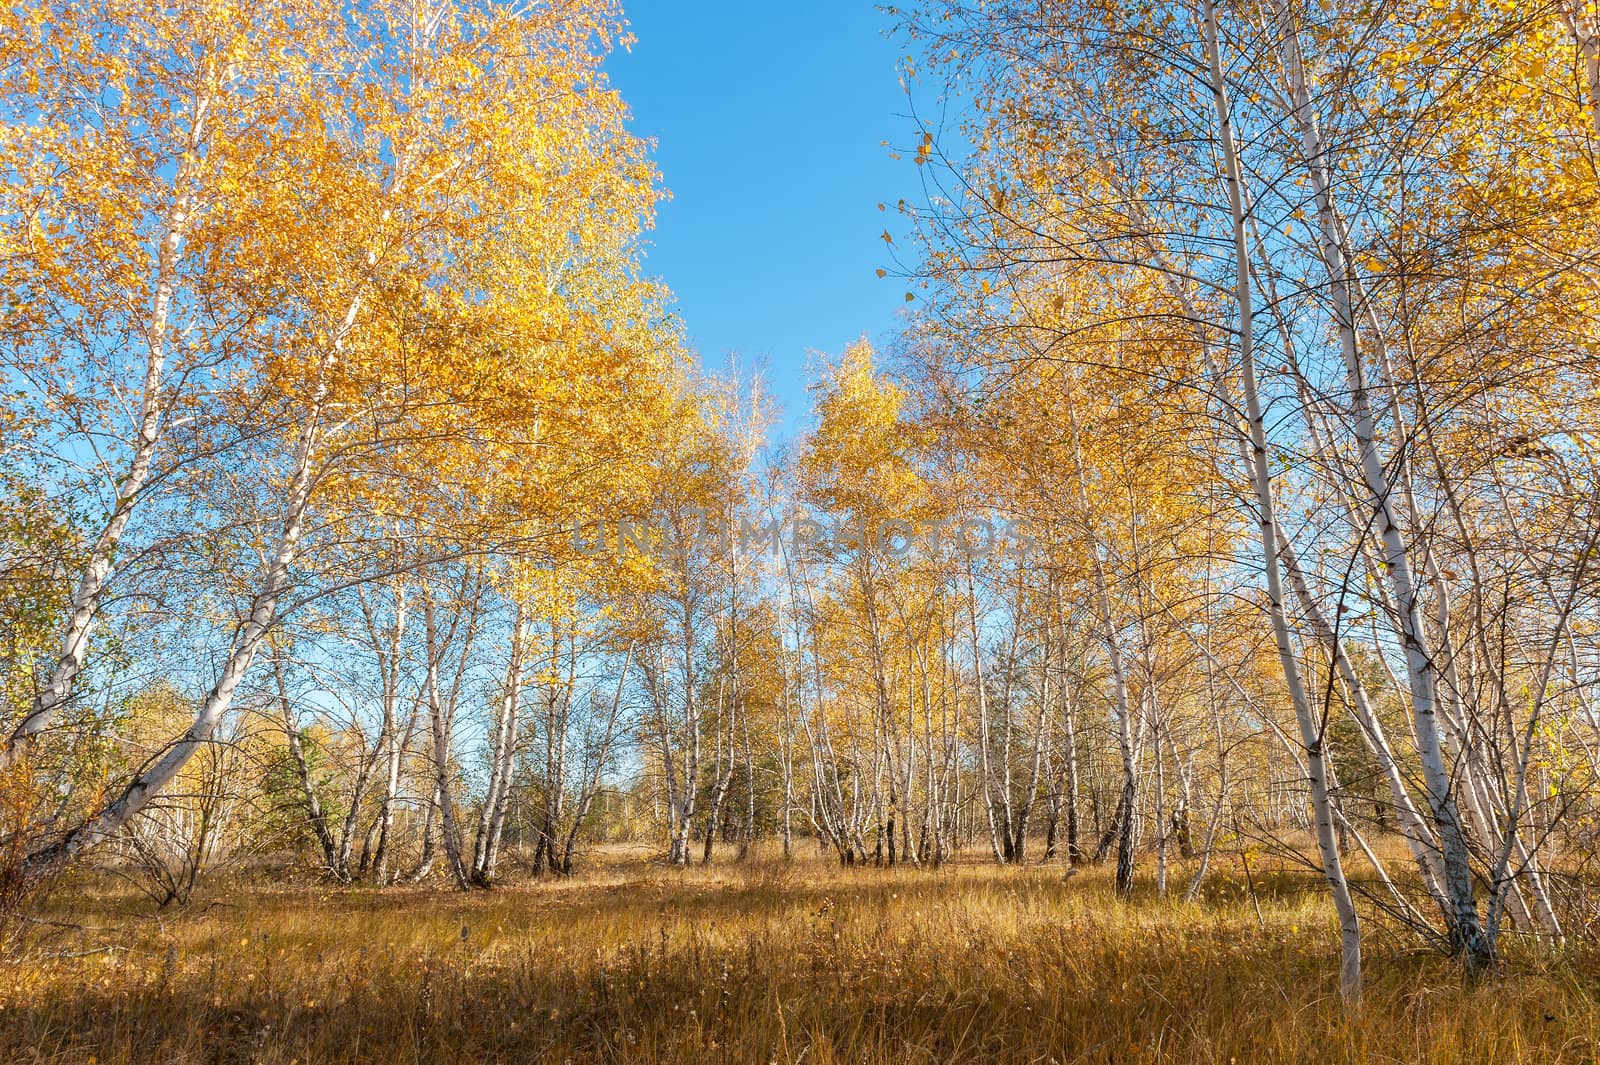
top-left (7, 844), bottom-right (1600, 1065)
top-left (4, 0), bottom-right (1600, 1059)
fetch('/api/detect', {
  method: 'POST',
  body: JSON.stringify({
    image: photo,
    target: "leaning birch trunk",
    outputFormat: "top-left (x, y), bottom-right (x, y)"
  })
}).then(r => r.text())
top-left (25, 337), bottom-right (340, 879)
top-left (478, 714), bottom-right (521, 879)
top-left (375, 696), bottom-right (420, 884)
top-left (1272, 0), bottom-right (1486, 962)
top-left (1242, 221), bottom-right (1461, 928)
top-left (1203, 0), bottom-right (1361, 1001)
top-left (1275, 533), bottom-right (1449, 916)
top-left (328, 688), bottom-right (387, 881)
top-left (1079, 104), bottom-right (1413, 938)
top-left (1, 89), bottom-right (214, 770)
top-left (20, 82), bottom-right (428, 881)
top-left (1260, 716), bottom-right (1441, 934)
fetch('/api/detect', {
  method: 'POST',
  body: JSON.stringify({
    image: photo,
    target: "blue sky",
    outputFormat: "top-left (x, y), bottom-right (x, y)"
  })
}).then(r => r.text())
top-left (606, 2), bottom-right (929, 442)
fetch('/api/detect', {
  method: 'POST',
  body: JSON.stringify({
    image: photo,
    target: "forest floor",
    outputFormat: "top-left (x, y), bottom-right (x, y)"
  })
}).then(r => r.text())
top-left (2, 844), bottom-right (1598, 1064)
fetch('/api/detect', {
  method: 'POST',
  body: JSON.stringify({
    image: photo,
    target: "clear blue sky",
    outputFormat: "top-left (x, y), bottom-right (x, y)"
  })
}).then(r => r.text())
top-left (606, 2), bottom-right (927, 441)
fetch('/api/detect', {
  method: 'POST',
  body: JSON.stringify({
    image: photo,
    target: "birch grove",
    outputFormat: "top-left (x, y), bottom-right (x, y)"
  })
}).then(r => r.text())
top-left (3, 0), bottom-right (1600, 1008)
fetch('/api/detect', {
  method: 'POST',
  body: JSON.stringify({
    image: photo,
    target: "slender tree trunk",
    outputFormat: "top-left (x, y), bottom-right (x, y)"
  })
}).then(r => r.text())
top-left (274, 655), bottom-right (339, 877)
top-left (1205, 0), bottom-right (1360, 1000)
top-left (375, 699), bottom-right (419, 884)
top-left (369, 580), bottom-right (409, 883)
top-left (423, 589), bottom-right (470, 890)
top-left (739, 700), bottom-right (757, 860)
top-left (1, 90), bottom-right (216, 771)
top-left (408, 785), bottom-right (440, 883)
top-left (1272, 0), bottom-right (1483, 964)
top-left (1064, 687), bottom-right (1082, 866)
top-left (26, 331), bottom-right (343, 879)
top-left (473, 603), bottom-right (528, 884)
top-left (965, 558), bottom-right (1008, 864)
top-left (1062, 388), bottom-right (1138, 896)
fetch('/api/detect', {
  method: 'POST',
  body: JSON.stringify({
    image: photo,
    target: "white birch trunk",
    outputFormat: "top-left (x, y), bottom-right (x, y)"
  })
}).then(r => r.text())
top-left (2, 89), bottom-right (215, 769)
top-left (422, 587), bottom-right (470, 889)
top-left (473, 602), bottom-right (528, 883)
top-left (1204, 0), bottom-right (1361, 1001)
top-left (1272, 0), bottom-right (1486, 960)
top-left (28, 342), bottom-right (336, 876)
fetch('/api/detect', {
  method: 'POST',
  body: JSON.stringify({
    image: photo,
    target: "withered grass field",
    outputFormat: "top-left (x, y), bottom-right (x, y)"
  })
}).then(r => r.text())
top-left (3, 845), bottom-right (1598, 1064)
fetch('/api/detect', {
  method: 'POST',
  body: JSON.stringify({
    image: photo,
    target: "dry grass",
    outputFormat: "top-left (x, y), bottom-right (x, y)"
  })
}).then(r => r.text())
top-left (2, 845), bottom-right (1597, 1063)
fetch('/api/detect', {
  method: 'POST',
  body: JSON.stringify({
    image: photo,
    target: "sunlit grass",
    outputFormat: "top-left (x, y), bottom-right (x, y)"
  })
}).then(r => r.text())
top-left (2, 845), bottom-right (1596, 1063)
